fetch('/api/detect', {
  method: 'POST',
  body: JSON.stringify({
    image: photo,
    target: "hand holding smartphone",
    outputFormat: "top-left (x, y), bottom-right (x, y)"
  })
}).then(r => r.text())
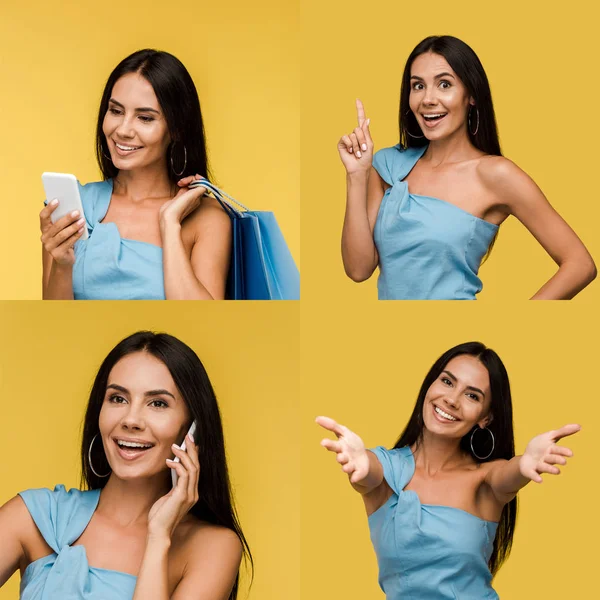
top-left (171, 421), bottom-right (197, 488)
top-left (41, 172), bottom-right (88, 241)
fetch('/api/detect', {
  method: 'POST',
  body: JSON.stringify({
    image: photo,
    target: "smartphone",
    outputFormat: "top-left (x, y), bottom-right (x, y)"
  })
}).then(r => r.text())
top-left (41, 172), bottom-right (89, 241)
top-left (171, 421), bottom-right (198, 488)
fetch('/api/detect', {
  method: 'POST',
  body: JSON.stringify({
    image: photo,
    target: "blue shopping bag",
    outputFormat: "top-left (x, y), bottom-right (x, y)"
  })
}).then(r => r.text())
top-left (190, 179), bottom-right (300, 300)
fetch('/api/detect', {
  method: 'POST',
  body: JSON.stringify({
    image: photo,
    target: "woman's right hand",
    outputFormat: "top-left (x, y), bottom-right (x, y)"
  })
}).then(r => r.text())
top-left (316, 416), bottom-right (370, 484)
top-left (337, 99), bottom-right (374, 176)
top-left (39, 200), bottom-right (86, 266)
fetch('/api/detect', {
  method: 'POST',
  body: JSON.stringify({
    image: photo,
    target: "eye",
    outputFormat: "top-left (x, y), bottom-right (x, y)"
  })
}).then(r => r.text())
top-left (108, 107), bottom-right (122, 115)
top-left (411, 82), bottom-right (424, 91)
top-left (466, 392), bottom-right (480, 401)
top-left (441, 377), bottom-right (452, 386)
top-left (138, 115), bottom-right (154, 123)
top-left (439, 80), bottom-right (451, 89)
top-left (149, 399), bottom-right (168, 408)
top-left (108, 394), bottom-right (127, 404)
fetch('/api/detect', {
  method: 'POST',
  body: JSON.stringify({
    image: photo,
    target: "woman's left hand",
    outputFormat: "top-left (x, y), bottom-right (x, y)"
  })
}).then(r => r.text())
top-left (520, 424), bottom-right (581, 483)
top-left (147, 433), bottom-right (200, 539)
top-left (159, 174), bottom-right (208, 228)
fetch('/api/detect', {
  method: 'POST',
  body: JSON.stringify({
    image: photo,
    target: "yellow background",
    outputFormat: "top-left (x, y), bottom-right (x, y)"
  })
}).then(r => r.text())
top-left (302, 300), bottom-right (599, 598)
top-left (300, 0), bottom-right (599, 303)
top-left (0, 0), bottom-right (299, 299)
top-left (0, 301), bottom-right (300, 600)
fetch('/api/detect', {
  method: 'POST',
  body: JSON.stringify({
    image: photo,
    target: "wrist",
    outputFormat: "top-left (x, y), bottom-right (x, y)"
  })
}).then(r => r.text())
top-left (146, 530), bottom-right (172, 549)
top-left (159, 217), bottom-right (181, 235)
top-left (347, 170), bottom-right (370, 185)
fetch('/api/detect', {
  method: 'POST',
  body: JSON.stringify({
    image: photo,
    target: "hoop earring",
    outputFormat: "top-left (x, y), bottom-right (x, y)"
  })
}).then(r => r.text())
top-left (170, 144), bottom-right (187, 177)
top-left (404, 110), bottom-right (424, 139)
top-left (470, 426), bottom-right (494, 460)
top-left (88, 434), bottom-right (111, 478)
top-left (468, 105), bottom-right (480, 136)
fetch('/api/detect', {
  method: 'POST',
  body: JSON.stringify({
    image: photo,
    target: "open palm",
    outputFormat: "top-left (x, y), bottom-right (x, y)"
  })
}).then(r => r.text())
top-left (316, 416), bottom-right (370, 483)
top-left (520, 424), bottom-right (581, 483)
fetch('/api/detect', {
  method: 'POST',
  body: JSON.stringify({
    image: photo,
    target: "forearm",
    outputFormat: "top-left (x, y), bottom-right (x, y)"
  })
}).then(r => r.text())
top-left (351, 451), bottom-right (385, 495)
top-left (43, 262), bottom-right (74, 300)
top-left (531, 256), bottom-right (597, 299)
top-left (132, 534), bottom-right (171, 600)
top-left (488, 456), bottom-right (530, 502)
top-left (160, 224), bottom-right (214, 300)
top-left (341, 172), bottom-right (378, 282)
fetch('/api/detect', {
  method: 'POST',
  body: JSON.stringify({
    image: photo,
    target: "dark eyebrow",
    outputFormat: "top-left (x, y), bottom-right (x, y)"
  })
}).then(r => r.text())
top-left (108, 98), bottom-right (160, 115)
top-left (106, 383), bottom-right (176, 400)
top-left (410, 72), bottom-right (456, 81)
top-left (442, 370), bottom-right (485, 397)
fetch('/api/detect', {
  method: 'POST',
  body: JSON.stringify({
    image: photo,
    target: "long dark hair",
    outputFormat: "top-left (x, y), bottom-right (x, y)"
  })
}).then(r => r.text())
top-left (95, 49), bottom-right (211, 184)
top-left (398, 36), bottom-right (502, 156)
top-left (394, 341), bottom-right (516, 577)
top-left (81, 331), bottom-right (251, 599)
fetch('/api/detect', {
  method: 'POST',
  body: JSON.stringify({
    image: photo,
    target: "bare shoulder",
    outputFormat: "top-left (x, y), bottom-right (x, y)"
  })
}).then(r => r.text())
top-left (476, 155), bottom-right (543, 209)
top-left (174, 515), bottom-right (243, 563)
top-left (1, 494), bottom-right (35, 531)
top-left (183, 194), bottom-right (232, 241)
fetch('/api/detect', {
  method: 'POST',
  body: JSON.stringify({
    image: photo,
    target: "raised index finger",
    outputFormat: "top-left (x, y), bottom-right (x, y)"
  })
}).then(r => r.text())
top-left (552, 424), bottom-right (581, 441)
top-left (316, 415), bottom-right (345, 438)
top-left (356, 98), bottom-right (367, 127)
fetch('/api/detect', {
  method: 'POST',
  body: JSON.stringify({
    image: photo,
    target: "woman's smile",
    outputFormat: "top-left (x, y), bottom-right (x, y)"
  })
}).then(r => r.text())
top-left (112, 140), bottom-right (144, 156)
top-left (432, 403), bottom-right (460, 423)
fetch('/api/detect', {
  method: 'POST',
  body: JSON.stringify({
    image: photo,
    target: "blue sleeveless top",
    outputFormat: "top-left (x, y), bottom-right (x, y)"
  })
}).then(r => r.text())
top-left (73, 180), bottom-right (165, 300)
top-left (368, 446), bottom-right (499, 600)
top-left (372, 145), bottom-right (498, 300)
top-left (18, 485), bottom-right (137, 599)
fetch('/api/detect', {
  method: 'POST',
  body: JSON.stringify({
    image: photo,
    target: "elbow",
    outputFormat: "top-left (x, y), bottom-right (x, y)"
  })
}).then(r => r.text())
top-left (344, 265), bottom-right (373, 283)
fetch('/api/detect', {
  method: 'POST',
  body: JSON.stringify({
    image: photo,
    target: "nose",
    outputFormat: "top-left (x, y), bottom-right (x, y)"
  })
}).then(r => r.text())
top-left (443, 393), bottom-right (460, 409)
top-left (115, 115), bottom-right (136, 139)
top-left (422, 86), bottom-right (438, 106)
top-left (119, 405), bottom-right (145, 431)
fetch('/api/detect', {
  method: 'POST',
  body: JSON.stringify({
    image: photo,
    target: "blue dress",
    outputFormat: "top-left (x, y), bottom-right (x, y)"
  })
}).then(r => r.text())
top-left (372, 145), bottom-right (499, 300)
top-left (368, 446), bottom-right (499, 600)
top-left (73, 180), bottom-right (165, 300)
top-left (18, 485), bottom-right (137, 599)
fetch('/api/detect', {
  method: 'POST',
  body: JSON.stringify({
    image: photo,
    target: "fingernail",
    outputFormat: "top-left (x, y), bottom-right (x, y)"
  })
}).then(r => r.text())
top-left (366, 119), bottom-right (370, 126)
top-left (361, 144), bottom-right (367, 151)
top-left (51, 199), bottom-right (59, 206)
top-left (172, 443), bottom-right (181, 450)
top-left (77, 218), bottom-right (85, 225)
top-left (349, 147), bottom-right (353, 153)
top-left (71, 210), bottom-right (80, 218)
top-left (356, 151), bottom-right (362, 158)
top-left (166, 458), bottom-right (174, 463)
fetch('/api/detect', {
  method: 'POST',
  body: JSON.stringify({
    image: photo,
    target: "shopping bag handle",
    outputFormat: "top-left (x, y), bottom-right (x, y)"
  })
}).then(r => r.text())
top-left (189, 178), bottom-right (251, 217)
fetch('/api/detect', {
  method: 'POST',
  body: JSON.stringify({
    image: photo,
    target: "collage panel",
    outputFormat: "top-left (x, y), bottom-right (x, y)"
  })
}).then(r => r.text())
top-left (301, 0), bottom-right (598, 303)
top-left (0, 302), bottom-right (300, 600)
top-left (302, 302), bottom-right (598, 598)
top-left (1, 1), bottom-right (299, 301)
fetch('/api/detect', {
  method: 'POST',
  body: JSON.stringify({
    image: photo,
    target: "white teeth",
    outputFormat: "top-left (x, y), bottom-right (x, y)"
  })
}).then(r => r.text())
top-left (423, 113), bottom-right (446, 119)
top-left (115, 143), bottom-right (140, 151)
top-left (117, 440), bottom-right (153, 449)
top-left (434, 406), bottom-right (457, 421)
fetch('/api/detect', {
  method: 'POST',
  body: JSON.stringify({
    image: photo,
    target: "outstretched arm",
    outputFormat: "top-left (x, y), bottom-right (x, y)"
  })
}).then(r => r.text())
top-left (484, 424), bottom-right (581, 505)
top-left (316, 416), bottom-right (385, 494)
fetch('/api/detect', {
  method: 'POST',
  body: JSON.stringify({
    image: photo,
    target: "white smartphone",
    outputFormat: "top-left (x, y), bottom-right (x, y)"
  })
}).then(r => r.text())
top-left (171, 421), bottom-right (198, 488)
top-left (41, 172), bottom-right (88, 241)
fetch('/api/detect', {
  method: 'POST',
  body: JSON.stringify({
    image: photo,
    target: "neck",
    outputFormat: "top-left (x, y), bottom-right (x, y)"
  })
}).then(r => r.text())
top-left (421, 126), bottom-right (477, 166)
top-left (113, 162), bottom-right (174, 201)
top-left (96, 472), bottom-right (170, 527)
top-left (413, 429), bottom-right (470, 475)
